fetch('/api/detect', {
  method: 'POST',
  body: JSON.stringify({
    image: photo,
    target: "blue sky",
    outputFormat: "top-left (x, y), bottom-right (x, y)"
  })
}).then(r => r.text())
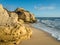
top-left (0, 0), bottom-right (60, 17)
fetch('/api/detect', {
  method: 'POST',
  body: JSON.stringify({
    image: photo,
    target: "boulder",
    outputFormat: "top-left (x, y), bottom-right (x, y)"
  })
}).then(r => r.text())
top-left (0, 24), bottom-right (32, 45)
top-left (15, 8), bottom-right (36, 23)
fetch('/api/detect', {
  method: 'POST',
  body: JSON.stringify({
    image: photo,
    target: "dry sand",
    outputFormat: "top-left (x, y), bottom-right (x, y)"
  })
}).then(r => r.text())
top-left (20, 24), bottom-right (60, 45)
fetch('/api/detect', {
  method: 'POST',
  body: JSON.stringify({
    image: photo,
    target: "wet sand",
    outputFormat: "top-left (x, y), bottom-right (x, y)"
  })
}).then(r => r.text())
top-left (20, 24), bottom-right (60, 45)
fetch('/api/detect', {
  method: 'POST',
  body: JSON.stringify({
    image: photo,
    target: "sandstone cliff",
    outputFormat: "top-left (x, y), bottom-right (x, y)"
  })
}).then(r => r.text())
top-left (0, 4), bottom-right (36, 45)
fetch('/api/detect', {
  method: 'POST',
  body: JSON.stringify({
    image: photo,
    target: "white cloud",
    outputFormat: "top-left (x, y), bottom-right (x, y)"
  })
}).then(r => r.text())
top-left (34, 6), bottom-right (56, 10)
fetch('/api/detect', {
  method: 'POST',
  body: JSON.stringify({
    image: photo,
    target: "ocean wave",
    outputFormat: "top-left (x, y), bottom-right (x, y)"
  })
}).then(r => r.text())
top-left (31, 22), bottom-right (60, 41)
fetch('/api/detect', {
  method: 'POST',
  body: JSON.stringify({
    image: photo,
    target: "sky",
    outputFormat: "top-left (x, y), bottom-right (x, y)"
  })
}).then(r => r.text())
top-left (0, 0), bottom-right (60, 17)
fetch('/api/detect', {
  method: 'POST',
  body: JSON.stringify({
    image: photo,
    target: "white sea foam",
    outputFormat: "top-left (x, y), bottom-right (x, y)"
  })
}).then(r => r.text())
top-left (31, 21), bottom-right (60, 40)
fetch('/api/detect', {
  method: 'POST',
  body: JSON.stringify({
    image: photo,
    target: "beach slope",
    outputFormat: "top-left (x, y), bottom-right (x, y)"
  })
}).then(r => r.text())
top-left (20, 24), bottom-right (60, 45)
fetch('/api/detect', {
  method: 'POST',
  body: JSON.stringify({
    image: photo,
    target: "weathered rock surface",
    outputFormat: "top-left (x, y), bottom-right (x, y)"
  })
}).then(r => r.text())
top-left (15, 8), bottom-right (36, 23)
top-left (0, 24), bottom-right (32, 45)
top-left (0, 5), bottom-right (33, 45)
top-left (0, 4), bottom-right (9, 26)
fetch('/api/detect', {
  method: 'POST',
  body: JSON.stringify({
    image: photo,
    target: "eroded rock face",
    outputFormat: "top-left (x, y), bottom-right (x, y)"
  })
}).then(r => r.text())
top-left (0, 5), bottom-right (32, 45)
top-left (0, 5), bottom-right (9, 26)
top-left (6, 12), bottom-right (18, 27)
top-left (0, 24), bottom-right (32, 45)
top-left (15, 8), bottom-right (36, 23)
top-left (18, 19), bottom-right (24, 24)
top-left (30, 13), bottom-right (36, 23)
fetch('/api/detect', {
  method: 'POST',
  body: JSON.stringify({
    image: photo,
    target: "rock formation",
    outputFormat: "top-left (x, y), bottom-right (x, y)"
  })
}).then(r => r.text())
top-left (0, 4), bottom-right (36, 45)
top-left (15, 8), bottom-right (36, 23)
top-left (0, 4), bottom-right (9, 26)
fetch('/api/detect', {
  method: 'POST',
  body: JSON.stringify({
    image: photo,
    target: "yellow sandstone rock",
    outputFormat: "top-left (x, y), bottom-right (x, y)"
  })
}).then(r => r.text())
top-left (15, 8), bottom-right (36, 23)
top-left (18, 19), bottom-right (24, 24)
top-left (0, 23), bottom-right (32, 45)
top-left (0, 5), bottom-right (33, 45)
top-left (0, 4), bottom-right (4, 11)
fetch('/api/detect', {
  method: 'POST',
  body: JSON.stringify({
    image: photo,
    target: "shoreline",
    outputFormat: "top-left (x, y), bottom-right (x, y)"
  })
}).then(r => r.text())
top-left (31, 23), bottom-right (60, 41)
top-left (28, 24), bottom-right (58, 40)
top-left (20, 24), bottom-right (60, 45)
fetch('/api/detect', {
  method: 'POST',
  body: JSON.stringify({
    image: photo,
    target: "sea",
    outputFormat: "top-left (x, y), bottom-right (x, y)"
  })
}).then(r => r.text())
top-left (31, 17), bottom-right (60, 40)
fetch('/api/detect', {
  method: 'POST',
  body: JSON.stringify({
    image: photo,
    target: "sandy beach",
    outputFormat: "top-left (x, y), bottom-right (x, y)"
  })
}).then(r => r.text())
top-left (20, 24), bottom-right (60, 45)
